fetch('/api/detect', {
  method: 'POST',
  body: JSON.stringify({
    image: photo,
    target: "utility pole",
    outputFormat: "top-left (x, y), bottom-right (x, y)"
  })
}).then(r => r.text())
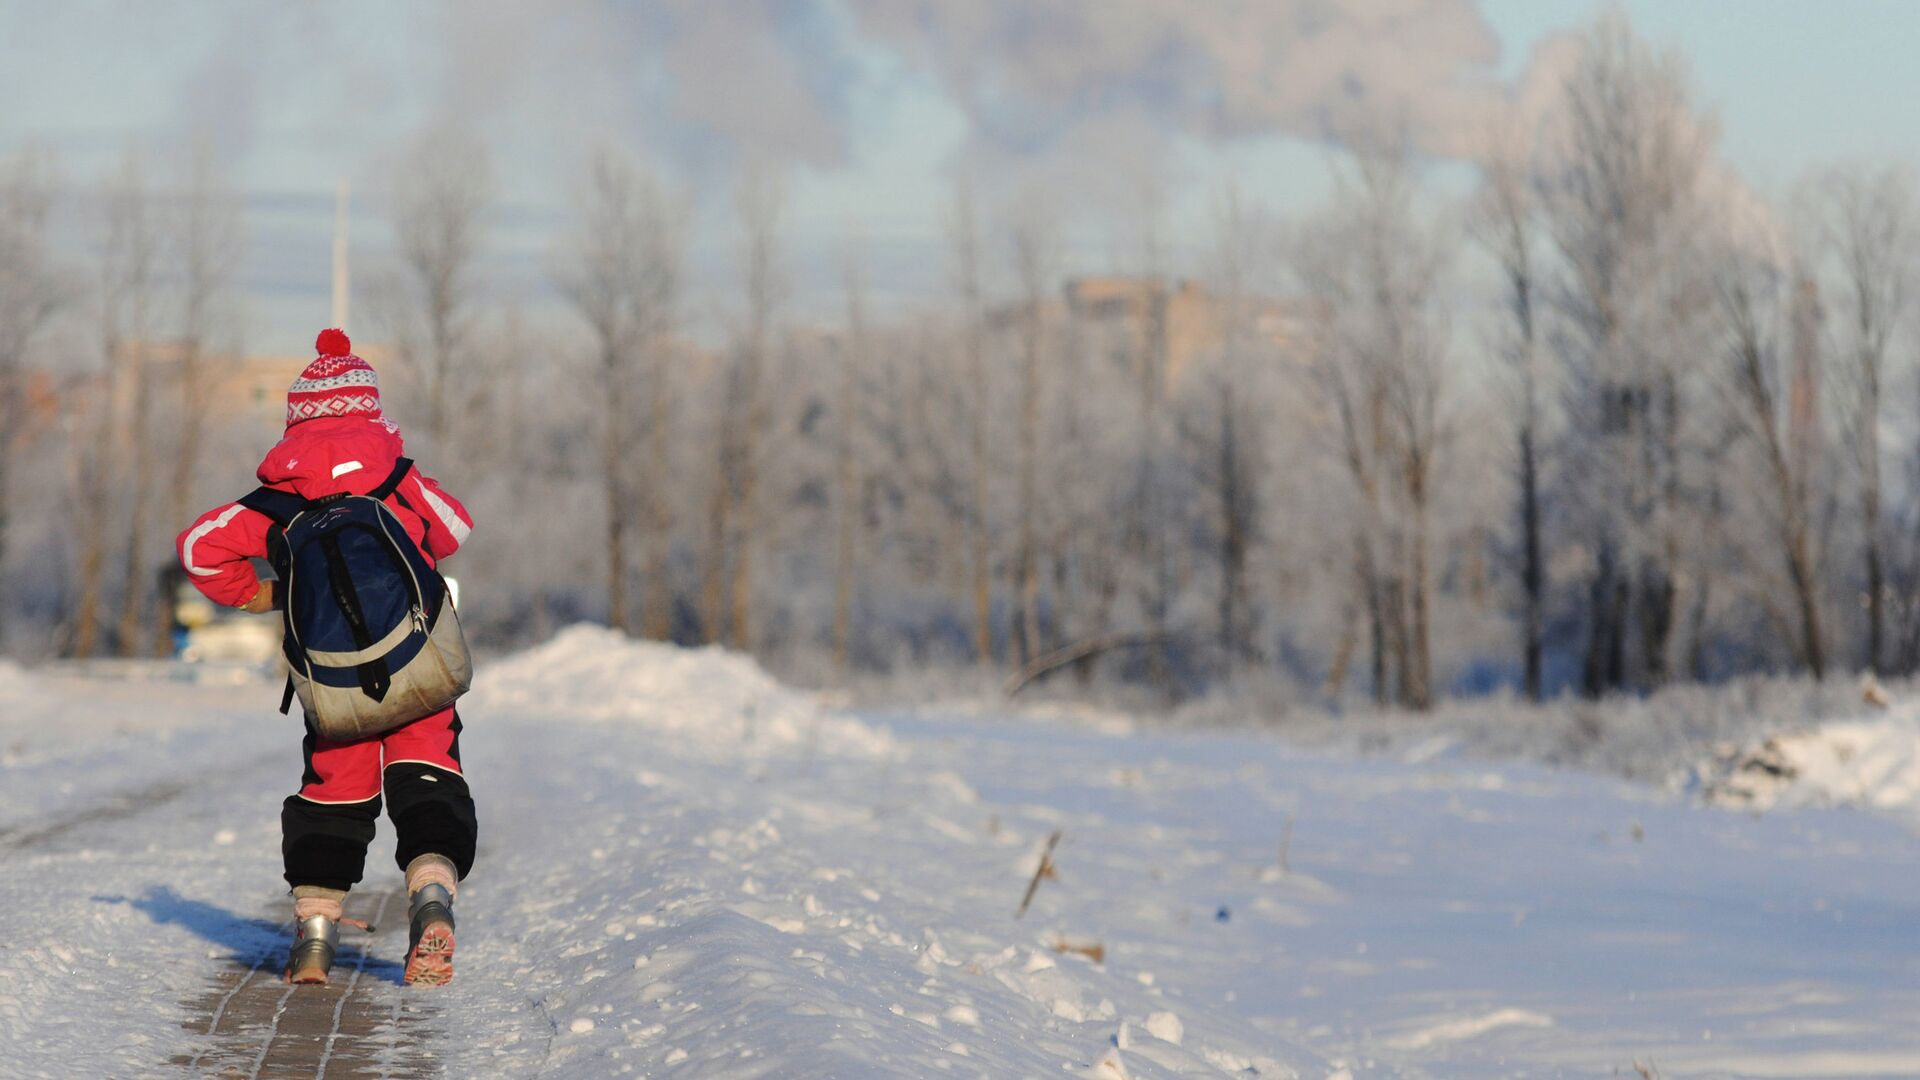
top-left (332, 177), bottom-right (350, 330)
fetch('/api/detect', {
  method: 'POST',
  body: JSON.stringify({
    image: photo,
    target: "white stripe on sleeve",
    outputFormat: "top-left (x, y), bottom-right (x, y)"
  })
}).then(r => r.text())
top-left (182, 504), bottom-right (248, 576)
top-left (414, 477), bottom-right (472, 544)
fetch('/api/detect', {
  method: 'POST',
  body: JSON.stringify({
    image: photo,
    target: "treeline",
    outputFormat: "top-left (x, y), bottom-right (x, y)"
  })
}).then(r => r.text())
top-left (1, 14), bottom-right (1916, 709)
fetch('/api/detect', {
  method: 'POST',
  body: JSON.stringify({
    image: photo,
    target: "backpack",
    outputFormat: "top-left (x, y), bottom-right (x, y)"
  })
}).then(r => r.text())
top-left (238, 457), bottom-right (472, 742)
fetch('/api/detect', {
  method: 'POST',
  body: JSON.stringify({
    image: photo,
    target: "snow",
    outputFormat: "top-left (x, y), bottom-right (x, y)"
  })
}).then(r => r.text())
top-left (1171, 673), bottom-right (1889, 789)
top-left (1694, 704), bottom-right (1920, 821)
top-left (1385, 1008), bottom-right (1552, 1051)
top-left (474, 624), bottom-right (898, 761)
top-left (5, 631), bottom-right (1920, 1077)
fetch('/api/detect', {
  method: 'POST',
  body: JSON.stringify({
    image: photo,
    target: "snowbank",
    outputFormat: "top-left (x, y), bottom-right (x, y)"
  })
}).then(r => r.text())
top-left (1695, 705), bottom-right (1920, 823)
top-left (470, 624), bottom-right (897, 760)
top-left (1181, 675), bottom-right (1892, 788)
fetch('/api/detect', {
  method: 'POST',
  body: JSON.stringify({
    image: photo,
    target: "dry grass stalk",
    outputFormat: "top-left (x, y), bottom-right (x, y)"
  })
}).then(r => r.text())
top-left (1016, 830), bottom-right (1063, 919)
top-left (1049, 936), bottom-right (1105, 964)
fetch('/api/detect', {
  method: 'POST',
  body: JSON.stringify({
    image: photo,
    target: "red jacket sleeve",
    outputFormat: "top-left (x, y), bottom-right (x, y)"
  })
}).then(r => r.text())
top-left (404, 468), bottom-right (473, 562)
top-left (177, 502), bottom-right (273, 608)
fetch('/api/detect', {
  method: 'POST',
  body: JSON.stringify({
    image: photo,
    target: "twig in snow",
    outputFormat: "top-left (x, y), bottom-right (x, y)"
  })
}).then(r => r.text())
top-left (1050, 936), bottom-right (1105, 964)
top-left (1277, 815), bottom-right (1294, 876)
top-left (1016, 830), bottom-right (1062, 919)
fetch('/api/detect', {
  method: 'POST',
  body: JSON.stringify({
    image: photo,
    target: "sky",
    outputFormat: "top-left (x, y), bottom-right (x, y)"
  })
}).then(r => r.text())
top-left (2, 0), bottom-right (1917, 354)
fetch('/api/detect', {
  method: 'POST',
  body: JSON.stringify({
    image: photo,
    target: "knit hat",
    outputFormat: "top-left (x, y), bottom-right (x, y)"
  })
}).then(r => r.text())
top-left (287, 329), bottom-right (381, 428)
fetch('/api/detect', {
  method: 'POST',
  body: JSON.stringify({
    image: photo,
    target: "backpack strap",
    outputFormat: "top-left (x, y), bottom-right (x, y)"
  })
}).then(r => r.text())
top-left (236, 486), bottom-right (308, 526)
top-left (370, 457), bottom-right (414, 501)
top-left (375, 457), bottom-right (435, 554)
top-left (237, 487), bottom-right (306, 583)
top-left (318, 532), bottom-right (393, 703)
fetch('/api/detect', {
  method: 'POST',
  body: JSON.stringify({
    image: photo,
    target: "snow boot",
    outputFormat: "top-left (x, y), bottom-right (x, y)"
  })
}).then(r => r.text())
top-left (285, 913), bottom-right (339, 985)
top-left (284, 888), bottom-right (372, 985)
top-left (404, 883), bottom-right (456, 986)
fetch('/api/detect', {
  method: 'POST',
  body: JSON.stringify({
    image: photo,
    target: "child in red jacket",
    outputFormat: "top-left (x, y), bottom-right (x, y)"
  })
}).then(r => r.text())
top-left (177, 329), bottom-right (476, 986)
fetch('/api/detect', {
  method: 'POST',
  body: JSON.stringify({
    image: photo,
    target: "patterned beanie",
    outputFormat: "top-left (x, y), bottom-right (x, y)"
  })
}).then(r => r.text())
top-left (286, 329), bottom-right (381, 428)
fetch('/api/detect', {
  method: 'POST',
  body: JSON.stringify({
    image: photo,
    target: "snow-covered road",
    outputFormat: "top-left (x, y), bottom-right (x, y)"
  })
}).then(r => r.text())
top-left (4, 631), bottom-right (1920, 1078)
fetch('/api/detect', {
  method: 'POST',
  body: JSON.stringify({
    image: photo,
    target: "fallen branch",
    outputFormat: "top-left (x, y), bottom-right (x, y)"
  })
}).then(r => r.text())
top-left (1003, 632), bottom-right (1168, 697)
top-left (1016, 830), bottom-right (1063, 919)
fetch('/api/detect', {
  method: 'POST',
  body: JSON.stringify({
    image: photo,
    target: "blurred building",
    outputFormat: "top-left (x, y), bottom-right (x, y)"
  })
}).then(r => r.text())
top-left (205, 351), bottom-right (313, 422)
top-left (21, 341), bottom-right (399, 435)
top-left (990, 276), bottom-right (1317, 397)
top-left (19, 370), bottom-right (64, 437)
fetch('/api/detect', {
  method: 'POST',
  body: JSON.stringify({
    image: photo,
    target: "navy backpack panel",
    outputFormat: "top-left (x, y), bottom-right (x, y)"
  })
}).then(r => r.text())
top-left (238, 457), bottom-right (472, 740)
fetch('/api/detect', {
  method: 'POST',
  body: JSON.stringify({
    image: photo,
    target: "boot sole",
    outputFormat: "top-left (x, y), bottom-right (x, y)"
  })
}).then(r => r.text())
top-left (285, 934), bottom-right (336, 985)
top-left (285, 962), bottom-right (331, 985)
top-left (404, 923), bottom-right (455, 986)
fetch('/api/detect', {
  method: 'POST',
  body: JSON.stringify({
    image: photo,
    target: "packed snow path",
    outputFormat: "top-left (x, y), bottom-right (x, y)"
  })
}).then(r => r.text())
top-left (4, 632), bottom-right (1920, 1078)
top-left (173, 886), bottom-right (439, 1078)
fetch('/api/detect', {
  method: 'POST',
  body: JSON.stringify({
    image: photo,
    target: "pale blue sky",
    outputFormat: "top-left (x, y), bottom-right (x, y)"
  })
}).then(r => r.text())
top-left (2, 1), bottom-right (1916, 351)
top-left (1485, 0), bottom-right (1920, 185)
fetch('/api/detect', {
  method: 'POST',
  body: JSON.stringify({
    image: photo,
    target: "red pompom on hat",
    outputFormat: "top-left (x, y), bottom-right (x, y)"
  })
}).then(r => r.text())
top-left (286, 329), bottom-right (381, 428)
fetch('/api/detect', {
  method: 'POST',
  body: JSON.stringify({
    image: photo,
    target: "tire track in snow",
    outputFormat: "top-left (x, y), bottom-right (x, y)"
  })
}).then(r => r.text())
top-left (0, 750), bottom-right (277, 853)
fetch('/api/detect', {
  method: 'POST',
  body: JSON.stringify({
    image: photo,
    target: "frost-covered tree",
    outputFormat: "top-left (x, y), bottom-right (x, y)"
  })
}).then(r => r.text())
top-left (0, 151), bottom-right (65, 650)
top-left (557, 150), bottom-right (684, 637)
top-left (948, 176), bottom-right (997, 669)
top-left (1471, 129), bottom-right (1550, 701)
top-left (92, 151), bottom-right (159, 659)
top-left (1191, 185), bottom-right (1274, 675)
top-left (1292, 139), bottom-right (1454, 710)
top-left (1798, 164), bottom-right (1916, 672)
top-left (1713, 245), bottom-right (1829, 676)
top-left (376, 127), bottom-right (492, 464)
top-left (832, 244), bottom-right (870, 677)
top-left (1542, 13), bottom-right (1718, 694)
top-left (1007, 197), bottom-right (1055, 667)
top-left (157, 143), bottom-right (245, 653)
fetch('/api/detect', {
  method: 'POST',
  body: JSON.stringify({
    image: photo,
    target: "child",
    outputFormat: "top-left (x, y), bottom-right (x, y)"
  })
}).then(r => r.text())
top-left (176, 328), bottom-right (477, 986)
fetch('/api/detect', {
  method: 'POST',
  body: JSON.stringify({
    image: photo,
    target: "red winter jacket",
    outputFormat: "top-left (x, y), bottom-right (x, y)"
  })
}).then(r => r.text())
top-left (177, 416), bottom-right (473, 608)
